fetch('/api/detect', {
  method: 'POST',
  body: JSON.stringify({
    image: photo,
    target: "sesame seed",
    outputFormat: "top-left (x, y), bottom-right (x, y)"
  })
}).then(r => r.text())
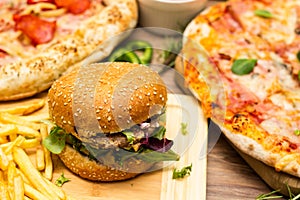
top-left (107, 116), bottom-right (112, 121)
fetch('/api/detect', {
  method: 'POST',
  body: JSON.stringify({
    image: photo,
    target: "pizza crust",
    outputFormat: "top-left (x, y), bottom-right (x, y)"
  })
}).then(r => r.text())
top-left (221, 125), bottom-right (300, 177)
top-left (0, 0), bottom-right (138, 101)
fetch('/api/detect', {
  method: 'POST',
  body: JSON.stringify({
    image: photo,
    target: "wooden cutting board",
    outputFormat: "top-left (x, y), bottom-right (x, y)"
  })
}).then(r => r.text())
top-left (0, 93), bottom-right (207, 200)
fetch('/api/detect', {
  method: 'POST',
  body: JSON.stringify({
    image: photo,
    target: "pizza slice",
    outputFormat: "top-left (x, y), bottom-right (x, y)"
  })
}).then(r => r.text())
top-left (0, 0), bottom-right (137, 101)
top-left (180, 0), bottom-right (300, 178)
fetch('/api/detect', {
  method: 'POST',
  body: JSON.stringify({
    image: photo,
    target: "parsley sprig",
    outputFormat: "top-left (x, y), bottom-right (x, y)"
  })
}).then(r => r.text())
top-left (256, 184), bottom-right (300, 200)
top-left (172, 163), bottom-right (192, 179)
top-left (55, 173), bottom-right (70, 187)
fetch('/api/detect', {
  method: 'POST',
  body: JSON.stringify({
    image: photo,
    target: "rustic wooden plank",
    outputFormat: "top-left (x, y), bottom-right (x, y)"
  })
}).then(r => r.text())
top-left (207, 135), bottom-right (273, 199)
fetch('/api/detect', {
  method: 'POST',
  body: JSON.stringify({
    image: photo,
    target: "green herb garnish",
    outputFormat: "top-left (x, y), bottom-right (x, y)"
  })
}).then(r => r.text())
top-left (42, 126), bottom-right (66, 154)
top-left (294, 130), bottom-right (300, 136)
top-left (255, 190), bottom-right (282, 200)
top-left (256, 184), bottom-right (300, 200)
top-left (231, 59), bottom-right (257, 75)
top-left (172, 163), bottom-right (192, 179)
top-left (55, 173), bottom-right (70, 187)
top-left (254, 9), bottom-right (273, 18)
top-left (180, 122), bottom-right (188, 135)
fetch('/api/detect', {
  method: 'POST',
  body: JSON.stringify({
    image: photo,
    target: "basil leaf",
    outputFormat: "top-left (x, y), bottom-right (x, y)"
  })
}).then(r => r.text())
top-left (42, 126), bottom-right (66, 154)
top-left (254, 9), bottom-right (273, 18)
top-left (55, 173), bottom-right (70, 187)
top-left (231, 59), bottom-right (257, 75)
top-left (151, 126), bottom-right (166, 140)
top-left (172, 163), bottom-right (192, 179)
top-left (123, 131), bottom-right (135, 144)
top-left (298, 71), bottom-right (300, 81)
top-left (297, 51), bottom-right (300, 62)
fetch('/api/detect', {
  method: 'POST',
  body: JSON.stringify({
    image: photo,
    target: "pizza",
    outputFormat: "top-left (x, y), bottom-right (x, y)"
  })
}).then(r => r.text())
top-left (0, 0), bottom-right (137, 101)
top-left (178, 0), bottom-right (300, 178)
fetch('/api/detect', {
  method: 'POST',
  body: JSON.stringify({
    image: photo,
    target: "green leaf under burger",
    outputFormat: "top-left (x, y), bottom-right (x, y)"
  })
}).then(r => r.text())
top-left (42, 126), bottom-right (66, 154)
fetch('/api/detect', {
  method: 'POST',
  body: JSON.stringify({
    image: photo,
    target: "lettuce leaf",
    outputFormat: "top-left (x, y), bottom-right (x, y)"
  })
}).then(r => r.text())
top-left (42, 126), bottom-right (66, 154)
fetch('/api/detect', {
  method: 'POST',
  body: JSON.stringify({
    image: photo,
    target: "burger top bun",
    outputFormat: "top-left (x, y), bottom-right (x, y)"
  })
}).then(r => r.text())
top-left (48, 62), bottom-right (168, 138)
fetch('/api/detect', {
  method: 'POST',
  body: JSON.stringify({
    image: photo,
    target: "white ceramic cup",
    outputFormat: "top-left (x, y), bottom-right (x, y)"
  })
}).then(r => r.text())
top-left (137, 0), bottom-right (207, 34)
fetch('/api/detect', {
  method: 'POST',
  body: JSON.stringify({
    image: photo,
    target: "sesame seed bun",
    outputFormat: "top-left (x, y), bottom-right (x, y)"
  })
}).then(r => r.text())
top-left (47, 62), bottom-right (167, 181)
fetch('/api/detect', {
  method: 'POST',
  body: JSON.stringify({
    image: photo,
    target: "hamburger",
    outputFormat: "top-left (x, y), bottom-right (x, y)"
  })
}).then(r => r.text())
top-left (43, 62), bottom-right (179, 181)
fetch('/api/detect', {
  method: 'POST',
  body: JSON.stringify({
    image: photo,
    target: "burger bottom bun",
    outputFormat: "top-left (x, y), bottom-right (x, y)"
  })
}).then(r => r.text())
top-left (58, 145), bottom-right (155, 181)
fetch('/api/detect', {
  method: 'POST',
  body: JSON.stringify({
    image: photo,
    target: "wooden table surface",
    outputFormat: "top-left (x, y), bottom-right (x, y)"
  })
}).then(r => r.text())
top-left (207, 135), bottom-right (271, 199)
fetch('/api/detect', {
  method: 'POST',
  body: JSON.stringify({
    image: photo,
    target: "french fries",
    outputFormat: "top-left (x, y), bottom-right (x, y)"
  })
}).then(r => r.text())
top-left (40, 124), bottom-right (53, 180)
top-left (0, 99), bottom-right (71, 200)
top-left (0, 99), bottom-right (45, 115)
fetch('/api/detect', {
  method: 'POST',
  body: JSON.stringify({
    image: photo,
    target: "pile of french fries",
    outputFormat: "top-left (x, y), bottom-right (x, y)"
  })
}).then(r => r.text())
top-left (0, 99), bottom-right (73, 200)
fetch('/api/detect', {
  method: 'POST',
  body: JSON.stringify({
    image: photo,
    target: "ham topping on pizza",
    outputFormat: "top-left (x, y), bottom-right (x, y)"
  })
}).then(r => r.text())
top-left (14, 14), bottom-right (56, 45)
top-left (54, 0), bottom-right (91, 14)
